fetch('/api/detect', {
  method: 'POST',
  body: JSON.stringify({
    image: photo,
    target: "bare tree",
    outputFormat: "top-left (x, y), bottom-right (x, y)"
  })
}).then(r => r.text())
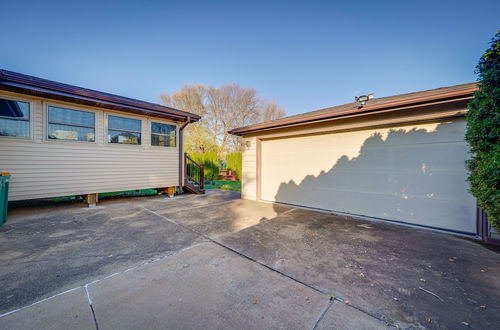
top-left (160, 85), bottom-right (216, 153)
top-left (160, 84), bottom-right (206, 117)
top-left (258, 101), bottom-right (286, 123)
top-left (206, 84), bottom-right (261, 154)
top-left (160, 84), bottom-right (286, 155)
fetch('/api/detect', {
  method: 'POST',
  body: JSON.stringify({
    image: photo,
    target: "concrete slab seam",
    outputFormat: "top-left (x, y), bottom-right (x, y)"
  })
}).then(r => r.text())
top-left (84, 285), bottom-right (93, 305)
top-left (141, 207), bottom-right (327, 294)
top-left (312, 298), bottom-right (333, 330)
top-left (0, 287), bottom-right (81, 319)
top-left (0, 242), bottom-right (208, 319)
top-left (339, 300), bottom-right (396, 328)
top-left (89, 304), bottom-right (99, 330)
top-left (142, 206), bottom-right (399, 328)
top-left (84, 285), bottom-right (99, 330)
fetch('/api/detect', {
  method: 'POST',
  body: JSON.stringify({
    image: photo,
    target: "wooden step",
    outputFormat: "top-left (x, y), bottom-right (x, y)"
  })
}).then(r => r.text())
top-left (183, 183), bottom-right (205, 194)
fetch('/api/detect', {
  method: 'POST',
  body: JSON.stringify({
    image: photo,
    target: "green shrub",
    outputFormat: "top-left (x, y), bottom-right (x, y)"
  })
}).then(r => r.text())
top-left (226, 152), bottom-right (242, 180)
top-left (466, 31), bottom-right (500, 229)
top-left (205, 180), bottom-right (241, 192)
top-left (187, 151), bottom-right (241, 182)
top-left (189, 151), bottom-right (220, 181)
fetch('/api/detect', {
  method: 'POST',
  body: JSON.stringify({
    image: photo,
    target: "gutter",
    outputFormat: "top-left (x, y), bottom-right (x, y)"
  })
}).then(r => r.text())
top-left (229, 85), bottom-right (478, 136)
top-left (178, 117), bottom-right (192, 191)
top-left (0, 69), bottom-right (201, 122)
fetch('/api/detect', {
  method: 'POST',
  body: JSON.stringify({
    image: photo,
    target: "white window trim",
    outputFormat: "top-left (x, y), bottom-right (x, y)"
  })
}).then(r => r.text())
top-left (43, 102), bottom-right (98, 144)
top-left (150, 120), bottom-right (178, 148)
top-left (0, 95), bottom-right (34, 141)
top-left (105, 112), bottom-right (143, 146)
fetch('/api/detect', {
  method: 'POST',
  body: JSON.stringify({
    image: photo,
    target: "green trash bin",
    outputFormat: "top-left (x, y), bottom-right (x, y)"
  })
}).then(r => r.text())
top-left (0, 174), bottom-right (11, 225)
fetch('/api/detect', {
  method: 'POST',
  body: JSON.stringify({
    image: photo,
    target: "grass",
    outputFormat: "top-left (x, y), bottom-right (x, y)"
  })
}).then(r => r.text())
top-left (205, 180), bottom-right (241, 192)
top-left (48, 182), bottom-right (238, 203)
top-left (99, 189), bottom-right (158, 198)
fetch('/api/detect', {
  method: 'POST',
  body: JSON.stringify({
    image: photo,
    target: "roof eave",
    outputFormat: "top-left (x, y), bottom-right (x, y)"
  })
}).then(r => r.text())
top-left (0, 70), bottom-right (200, 122)
top-left (229, 85), bottom-right (478, 136)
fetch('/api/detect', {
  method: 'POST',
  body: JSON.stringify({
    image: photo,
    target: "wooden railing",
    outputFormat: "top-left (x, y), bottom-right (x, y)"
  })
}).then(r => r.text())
top-left (184, 153), bottom-right (205, 192)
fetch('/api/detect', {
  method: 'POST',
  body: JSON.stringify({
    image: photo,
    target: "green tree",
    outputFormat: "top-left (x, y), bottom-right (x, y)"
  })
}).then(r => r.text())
top-left (160, 84), bottom-right (286, 156)
top-left (160, 85), bottom-right (218, 154)
top-left (465, 31), bottom-right (500, 229)
top-left (226, 152), bottom-right (242, 180)
top-left (190, 151), bottom-right (220, 181)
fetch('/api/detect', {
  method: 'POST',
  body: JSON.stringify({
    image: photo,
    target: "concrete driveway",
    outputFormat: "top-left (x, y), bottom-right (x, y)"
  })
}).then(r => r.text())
top-left (0, 190), bottom-right (499, 329)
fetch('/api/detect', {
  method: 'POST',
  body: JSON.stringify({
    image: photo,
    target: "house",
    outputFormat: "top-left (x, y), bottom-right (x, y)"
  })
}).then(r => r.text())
top-left (230, 83), bottom-right (484, 237)
top-left (0, 69), bottom-right (201, 205)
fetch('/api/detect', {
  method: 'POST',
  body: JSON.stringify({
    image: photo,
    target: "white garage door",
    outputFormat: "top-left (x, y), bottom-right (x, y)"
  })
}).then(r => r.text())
top-left (261, 119), bottom-right (476, 234)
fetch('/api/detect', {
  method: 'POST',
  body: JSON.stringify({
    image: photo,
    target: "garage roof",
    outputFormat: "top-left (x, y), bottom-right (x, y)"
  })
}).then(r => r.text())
top-left (0, 69), bottom-right (200, 122)
top-left (230, 82), bottom-right (478, 135)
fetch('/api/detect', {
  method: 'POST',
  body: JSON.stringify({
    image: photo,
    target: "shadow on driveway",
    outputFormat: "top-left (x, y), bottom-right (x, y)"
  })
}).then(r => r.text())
top-left (1, 190), bottom-right (499, 329)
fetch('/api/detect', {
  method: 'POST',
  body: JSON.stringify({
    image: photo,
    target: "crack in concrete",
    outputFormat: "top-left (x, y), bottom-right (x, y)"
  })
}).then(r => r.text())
top-left (84, 285), bottom-right (99, 330)
top-left (1, 199), bottom-right (396, 328)
top-left (141, 206), bottom-right (397, 329)
top-left (89, 304), bottom-right (99, 330)
top-left (341, 301), bottom-right (396, 328)
top-left (0, 242), bottom-right (207, 320)
top-left (312, 298), bottom-right (333, 330)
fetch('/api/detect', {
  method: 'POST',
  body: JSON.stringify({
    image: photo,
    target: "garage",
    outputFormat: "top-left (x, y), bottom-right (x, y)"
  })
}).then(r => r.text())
top-left (260, 119), bottom-right (476, 233)
top-left (231, 83), bottom-right (479, 235)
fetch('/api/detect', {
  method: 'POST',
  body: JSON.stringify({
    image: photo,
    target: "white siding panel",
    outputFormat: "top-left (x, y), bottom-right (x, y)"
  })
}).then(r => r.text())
top-left (33, 100), bottom-right (43, 142)
top-left (259, 119), bottom-right (477, 234)
top-left (241, 137), bottom-right (257, 200)
top-left (0, 141), bottom-right (179, 200)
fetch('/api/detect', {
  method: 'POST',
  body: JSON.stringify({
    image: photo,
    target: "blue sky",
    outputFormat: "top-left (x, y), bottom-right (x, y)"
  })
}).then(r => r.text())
top-left (1, 0), bottom-right (498, 115)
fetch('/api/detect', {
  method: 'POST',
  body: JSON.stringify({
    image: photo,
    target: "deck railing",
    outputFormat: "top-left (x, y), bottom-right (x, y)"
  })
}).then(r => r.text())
top-left (185, 153), bottom-right (205, 191)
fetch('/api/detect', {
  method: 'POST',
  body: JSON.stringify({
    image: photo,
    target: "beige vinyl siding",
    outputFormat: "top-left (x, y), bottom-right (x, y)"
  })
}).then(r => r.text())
top-left (241, 137), bottom-right (257, 200)
top-left (33, 97), bottom-right (43, 141)
top-left (0, 90), bottom-right (180, 201)
top-left (258, 118), bottom-right (476, 234)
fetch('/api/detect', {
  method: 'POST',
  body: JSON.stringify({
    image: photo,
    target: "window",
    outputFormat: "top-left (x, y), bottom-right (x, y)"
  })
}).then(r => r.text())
top-left (151, 122), bottom-right (176, 147)
top-left (48, 106), bottom-right (95, 142)
top-left (108, 115), bottom-right (141, 145)
top-left (0, 98), bottom-right (30, 138)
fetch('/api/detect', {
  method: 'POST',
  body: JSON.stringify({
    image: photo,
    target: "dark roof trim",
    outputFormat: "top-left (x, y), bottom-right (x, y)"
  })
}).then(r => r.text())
top-left (0, 69), bottom-right (200, 122)
top-left (230, 83), bottom-right (478, 135)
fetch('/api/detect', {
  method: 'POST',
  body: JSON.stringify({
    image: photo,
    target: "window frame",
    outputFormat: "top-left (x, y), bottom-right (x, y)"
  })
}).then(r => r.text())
top-left (43, 102), bottom-right (97, 144)
top-left (150, 121), bottom-right (178, 148)
top-left (0, 95), bottom-right (33, 140)
top-left (106, 113), bottom-right (143, 146)
top-left (45, 103), bottom-right (97, 143)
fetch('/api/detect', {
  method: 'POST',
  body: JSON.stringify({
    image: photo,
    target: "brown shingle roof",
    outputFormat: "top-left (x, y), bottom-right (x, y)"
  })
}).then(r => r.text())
top-left (230, 82), bottom-right (478, 135)
top-left (0, 69), bottom-right (200, 122)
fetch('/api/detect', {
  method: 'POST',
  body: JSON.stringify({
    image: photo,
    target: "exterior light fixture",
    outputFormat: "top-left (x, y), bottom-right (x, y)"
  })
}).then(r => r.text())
top-left (245, 140), bottom-right (251, 148)
top-left (355, 94), bottom-right (374, 106)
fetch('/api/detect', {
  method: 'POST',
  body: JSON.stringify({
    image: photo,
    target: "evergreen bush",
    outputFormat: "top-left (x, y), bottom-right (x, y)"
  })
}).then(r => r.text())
top-left (466, 31), bottom-right (500, 229)
top-left (226, 152), bottom-right (242, 180)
